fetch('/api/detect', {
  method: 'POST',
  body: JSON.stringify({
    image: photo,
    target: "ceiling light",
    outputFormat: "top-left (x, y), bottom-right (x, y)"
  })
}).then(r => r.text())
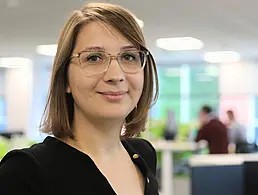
top-left (36, 44), bottom-right (57, 56)
top-left (6, 0), bottom-right (20, 8)
top-left (0, 57), bottom-right (32, 68)
top-left (156, 37), bottom-right (204, 51)
top-left (204, 51), bottom-right (240, 63)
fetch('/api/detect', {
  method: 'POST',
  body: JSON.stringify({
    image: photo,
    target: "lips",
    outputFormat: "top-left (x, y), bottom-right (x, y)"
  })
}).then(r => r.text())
top-left (98, 91), bottom-right (128, 95)
top-left (97, 91), bottom-right (128, 101)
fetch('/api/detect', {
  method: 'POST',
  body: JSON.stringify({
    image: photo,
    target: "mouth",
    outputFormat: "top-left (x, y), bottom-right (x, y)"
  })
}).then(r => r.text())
top-left (97, 91), bottom-right (128, 101)
top-left (98, 91), bottom-right (128, 95)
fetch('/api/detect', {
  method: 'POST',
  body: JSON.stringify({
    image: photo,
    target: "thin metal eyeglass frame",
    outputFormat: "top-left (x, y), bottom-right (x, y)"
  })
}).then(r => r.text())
top-left (69, 50), bottom-right (149, 76)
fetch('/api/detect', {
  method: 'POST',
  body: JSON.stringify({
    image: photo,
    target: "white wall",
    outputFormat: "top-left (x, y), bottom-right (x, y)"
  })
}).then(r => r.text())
top-left (4, 66), bottom-right (32, 132)
top-left (219, 60), bottom-right (258, 142)
top-left (219, 62), bottom-right (254, 95)
top-left (28, 59), bottom-right (51, 140)
top-left (249, 62), bottom-right (258, 95)
top-left (0, 56), bottom-right (52, 140)
top-left (219, 61), bottom-right (258, 95)
top-left (0, 68), bottom-right (5, 95)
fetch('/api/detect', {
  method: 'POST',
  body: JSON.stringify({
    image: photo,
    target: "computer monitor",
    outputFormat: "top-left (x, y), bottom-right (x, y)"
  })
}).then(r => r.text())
top-left (244, 161), bottom-right (258, 195)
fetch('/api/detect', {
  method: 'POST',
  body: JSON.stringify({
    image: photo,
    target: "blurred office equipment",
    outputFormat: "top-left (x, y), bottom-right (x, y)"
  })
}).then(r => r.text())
top-left (151, 139), bottom-right (206, 195)
top-left (163, 109), bottom-right (178, 140)
top-left (190, 154), bottom-right (258, 195)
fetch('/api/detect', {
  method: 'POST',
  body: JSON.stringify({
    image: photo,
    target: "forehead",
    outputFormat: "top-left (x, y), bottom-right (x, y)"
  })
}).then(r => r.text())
top-left (74, 21), bottom-right (133, 52)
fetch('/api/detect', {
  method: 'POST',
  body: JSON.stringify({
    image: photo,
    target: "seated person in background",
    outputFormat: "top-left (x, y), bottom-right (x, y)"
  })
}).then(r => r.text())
top-left (195, 105), bottom-right (228, 154)
top-left (227, 110), bottom-right (248, 153)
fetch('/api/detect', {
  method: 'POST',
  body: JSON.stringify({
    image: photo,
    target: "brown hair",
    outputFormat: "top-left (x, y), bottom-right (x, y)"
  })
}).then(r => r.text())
top-left (201, 105), bottom-right (213, 114)
top-left (227, 110), bottom-right (235, 118)
top-left (40, 3), bottom-right (159, 139)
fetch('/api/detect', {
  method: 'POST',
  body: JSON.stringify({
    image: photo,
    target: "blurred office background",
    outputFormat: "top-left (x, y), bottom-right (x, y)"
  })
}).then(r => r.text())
top-left (1, 0), bottom-right (258, 195)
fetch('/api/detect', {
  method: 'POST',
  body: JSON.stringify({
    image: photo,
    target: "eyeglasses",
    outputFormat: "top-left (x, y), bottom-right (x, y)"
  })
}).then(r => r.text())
top-left (70, 50), bottom-right (149, 76)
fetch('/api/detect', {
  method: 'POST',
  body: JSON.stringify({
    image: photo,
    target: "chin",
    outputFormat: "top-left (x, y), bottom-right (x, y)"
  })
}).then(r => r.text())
top-left (96, 114), bottom-right (127, 123)
top-left (93, 105), bottom-right (131, 120)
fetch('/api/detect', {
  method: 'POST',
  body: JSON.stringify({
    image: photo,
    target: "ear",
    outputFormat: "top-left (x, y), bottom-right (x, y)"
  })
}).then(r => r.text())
top-left (66, 84), bottom-right (71, 93)
top-left (66, 72), bottom-right (71, 93)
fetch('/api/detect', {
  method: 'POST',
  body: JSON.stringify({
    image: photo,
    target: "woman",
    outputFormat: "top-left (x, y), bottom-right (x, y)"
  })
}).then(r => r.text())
top-left (0, 2), bottom-right (159, 195)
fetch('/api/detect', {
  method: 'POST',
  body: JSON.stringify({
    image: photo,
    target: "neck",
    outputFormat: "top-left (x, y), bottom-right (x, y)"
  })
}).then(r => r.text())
top-left (65, 108), bottom-right (125, 157)
top-left (207, 114), bottom-right (214, 121)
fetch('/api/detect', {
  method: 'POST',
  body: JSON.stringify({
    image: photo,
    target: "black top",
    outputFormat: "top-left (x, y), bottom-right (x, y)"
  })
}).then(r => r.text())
top-left (0, 136), bottom-right (159, 195)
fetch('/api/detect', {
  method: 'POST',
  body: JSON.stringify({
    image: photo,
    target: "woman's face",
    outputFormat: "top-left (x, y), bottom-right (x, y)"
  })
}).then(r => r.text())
top-left (66, 21), bottom-right (144, 122)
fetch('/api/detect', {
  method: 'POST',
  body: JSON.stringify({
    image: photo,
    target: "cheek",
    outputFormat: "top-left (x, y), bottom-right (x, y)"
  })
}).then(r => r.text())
top-left (128, 74), bottom-right (144, 96)
top-left (138, 73), bottom-right (144, 93)
top-left (136, 84), bottom-right (143, 96)
top-left (75, 80), bottom-right (97, 101)
top-left (68, 68), bottom-right (99, 100)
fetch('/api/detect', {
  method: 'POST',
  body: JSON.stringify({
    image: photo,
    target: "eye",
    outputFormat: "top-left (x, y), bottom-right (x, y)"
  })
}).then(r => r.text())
top-left (121, 53), bottom-right (137, 61)
top-left (86, 53), bottom-right (103, 62)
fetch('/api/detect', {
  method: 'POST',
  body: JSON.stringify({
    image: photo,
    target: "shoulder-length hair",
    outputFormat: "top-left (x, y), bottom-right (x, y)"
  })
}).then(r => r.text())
top-left (40, 3), bottom-right (159, 139)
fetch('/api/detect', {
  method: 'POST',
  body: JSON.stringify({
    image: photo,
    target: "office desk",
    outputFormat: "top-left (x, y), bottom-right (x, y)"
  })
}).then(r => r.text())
top-left (189, 154), bottom-right (258, 195)
top-left (151, 140), bottom-right (201, 195)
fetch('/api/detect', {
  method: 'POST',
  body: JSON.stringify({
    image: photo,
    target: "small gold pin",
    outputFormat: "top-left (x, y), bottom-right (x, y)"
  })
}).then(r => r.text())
top-left (133, 154), bottom-right (139, 159)
top-left (147, 177), bottom-right (150, 183)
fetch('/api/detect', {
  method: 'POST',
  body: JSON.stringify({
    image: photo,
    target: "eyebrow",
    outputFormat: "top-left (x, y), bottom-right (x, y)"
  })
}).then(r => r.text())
top-left (81, 45), bottom-right (138, 52)
top-left (121, 45), bottom-right (137, 50)
top-left (82, 46), bottom-right (105, 51)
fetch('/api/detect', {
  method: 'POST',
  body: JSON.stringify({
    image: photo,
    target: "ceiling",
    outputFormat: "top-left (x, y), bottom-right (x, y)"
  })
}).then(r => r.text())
top-left (1, 0), bottom-right (258, 64)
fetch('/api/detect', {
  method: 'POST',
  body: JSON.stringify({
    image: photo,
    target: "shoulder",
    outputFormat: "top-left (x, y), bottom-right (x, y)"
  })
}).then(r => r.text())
top-left (210, 119), bottom-right (226, 128)
top-left (0, 141), bottom-right (51, 173)
top-left (0, 148), bottom-right (36, 170)
top-left (0, 140), bottom-right (48, 166)
top-left (235, 122), bottom-right (245, 130)
top-left (0, 145), bottom-right (46, 194)
top-left (1, 138), bottom-right (54, 167)
top-left (126, 138), bottom-right (156, 154)
top-left (0, 139), bottom-right (54, 176)
top-left (124, 138), bottom-right (157, 174)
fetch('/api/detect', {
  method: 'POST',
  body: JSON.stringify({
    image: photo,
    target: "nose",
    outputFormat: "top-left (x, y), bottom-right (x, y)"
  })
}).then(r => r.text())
top-left (103, 58), bottom-right (125, 84)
